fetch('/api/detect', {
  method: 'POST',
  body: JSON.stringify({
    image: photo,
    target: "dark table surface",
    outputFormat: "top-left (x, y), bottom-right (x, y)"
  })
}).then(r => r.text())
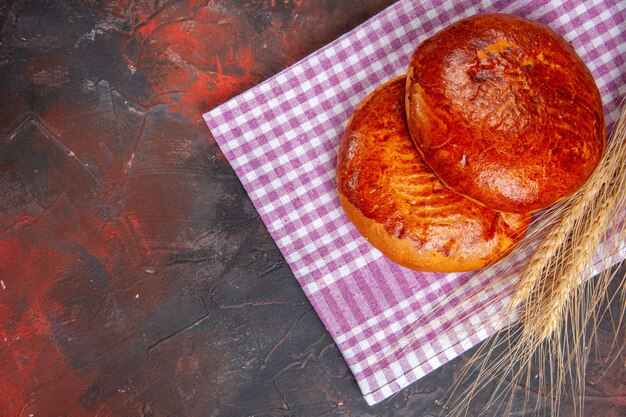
top-left (0, 1), bottom-right (624, 416)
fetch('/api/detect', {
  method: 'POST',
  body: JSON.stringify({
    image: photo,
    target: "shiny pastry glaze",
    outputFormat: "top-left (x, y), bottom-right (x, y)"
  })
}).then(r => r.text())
top-left (336, 77), bottom-right (531, 267)
top-left (406, 14), bottom-right (605, 213)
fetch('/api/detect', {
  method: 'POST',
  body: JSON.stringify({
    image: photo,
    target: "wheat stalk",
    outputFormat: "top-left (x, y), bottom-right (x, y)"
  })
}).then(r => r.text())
top-left (533, 196), bottom-right (613, 341)
top-left (444, 99), bottom-right (626, 416)
top-left (519, 102), bottom-right (626, 343)
top-left (510, 134), bottom-right (622, 315)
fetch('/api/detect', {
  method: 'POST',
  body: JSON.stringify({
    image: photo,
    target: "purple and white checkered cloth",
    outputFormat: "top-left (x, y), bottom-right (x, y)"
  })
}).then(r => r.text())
top-left (205, 0), bottom-right (626, 405)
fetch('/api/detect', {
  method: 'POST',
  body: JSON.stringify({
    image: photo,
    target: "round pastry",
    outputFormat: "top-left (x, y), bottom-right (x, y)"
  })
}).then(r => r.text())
top-left (405, 13), bottom-right (605, 213)
top-left (336, 77), bottom-right (531, 272)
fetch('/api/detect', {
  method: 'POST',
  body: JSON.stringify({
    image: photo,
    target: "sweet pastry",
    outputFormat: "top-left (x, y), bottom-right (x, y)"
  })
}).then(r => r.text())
top-left (336, 77), bottom-right (531, 272)
top-left (405, 13), bottom-right (605, 213)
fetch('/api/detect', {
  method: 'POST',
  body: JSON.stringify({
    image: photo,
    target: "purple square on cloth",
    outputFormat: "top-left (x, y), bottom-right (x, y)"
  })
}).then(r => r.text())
top-left (205, 0), bottom-right (626, 405)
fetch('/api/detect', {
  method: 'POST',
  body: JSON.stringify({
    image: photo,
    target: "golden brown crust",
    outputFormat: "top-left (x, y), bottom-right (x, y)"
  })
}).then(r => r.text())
top-left (336, 77), bottom-right (531, 272)
top-left (406, 13), bottom-right (605, 213)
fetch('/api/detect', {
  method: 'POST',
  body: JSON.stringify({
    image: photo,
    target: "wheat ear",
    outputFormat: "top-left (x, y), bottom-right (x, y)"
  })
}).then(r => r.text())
top-left (519, 102), bottom-right (626, 343)
top-left (444, 100), bottom-right (626, 417)
top-left (509, 138), bottom-right (620, 314)
top-left (533, 197), bottom-right (614, 340)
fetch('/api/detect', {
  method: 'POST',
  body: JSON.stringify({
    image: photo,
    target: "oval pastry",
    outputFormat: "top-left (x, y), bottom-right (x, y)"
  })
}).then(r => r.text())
top-left (336, 77), bottom-right (531, 272)
top-left (406, 13), bottom-right (605, 213)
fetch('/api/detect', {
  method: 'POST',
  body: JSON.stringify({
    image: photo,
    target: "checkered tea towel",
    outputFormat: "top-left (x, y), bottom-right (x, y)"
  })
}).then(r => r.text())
top-left (204, 0), bottom-right (626, 405)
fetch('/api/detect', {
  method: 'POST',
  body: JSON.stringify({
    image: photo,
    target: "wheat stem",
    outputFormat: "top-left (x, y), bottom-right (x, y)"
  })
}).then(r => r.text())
top-left (536, 198), bottom-right (612, 340)
top-left (510, 148), bottom-right (618, 313)
top-left (513, 101), bottom-right (626, 343)
top-left (445, 99), bottom-right (626, 417)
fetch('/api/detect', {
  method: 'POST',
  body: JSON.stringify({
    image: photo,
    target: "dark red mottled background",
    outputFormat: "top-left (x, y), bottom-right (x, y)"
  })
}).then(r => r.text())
top-left (0, 1), bottom-right (623, 416)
